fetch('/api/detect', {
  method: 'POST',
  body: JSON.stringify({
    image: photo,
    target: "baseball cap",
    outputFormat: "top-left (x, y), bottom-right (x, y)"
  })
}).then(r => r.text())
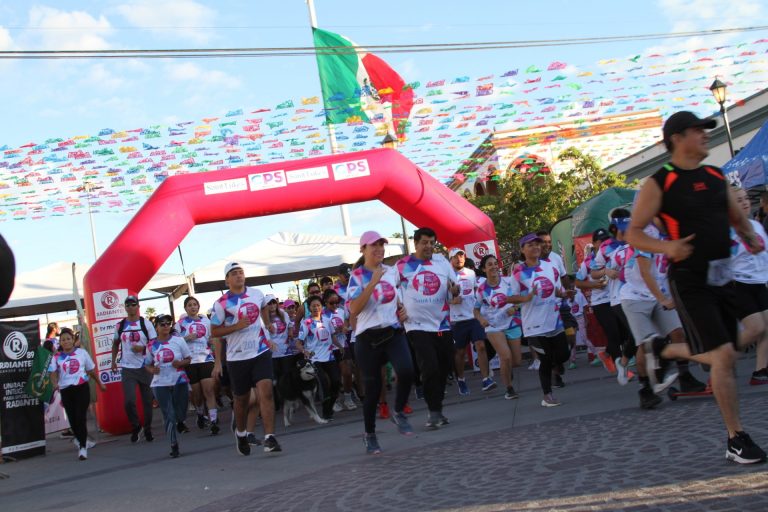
top-left (124, 295), bottom-right (139, 305)
top-left (592, 228), bottom-right (610, 242)
top-left (519, 233), bottom-right (543, 248)
top-left (337, 263), bottom-right (351, 277)
top-left (448, 247), bottom-right (465, 259)
top-left (610, 216), bottom-right (631, 233)
top-left (282, 299), bottom-right (297, 308)
top-left (224, 261), bottom-right (243, 277)
top-left (154, 313), bottom-right (173, 324)
top-left (663, 111), bottom-right (717, 146)
top-left (264, 294), bottom-right (277, 304)
top-left (359, 230), bottom-right (388, 248)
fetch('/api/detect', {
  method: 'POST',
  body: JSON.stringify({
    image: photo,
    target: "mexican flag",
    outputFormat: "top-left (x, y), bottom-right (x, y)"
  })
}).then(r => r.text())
top-left (313, 28), bottom-right (414, 141)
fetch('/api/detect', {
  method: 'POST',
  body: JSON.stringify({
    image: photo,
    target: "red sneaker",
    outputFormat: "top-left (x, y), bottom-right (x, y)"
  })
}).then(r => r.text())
top-left (598, 351), bottom-right (617, 374)
top-left (402, 403), bottom-right (413, 415)
top-left (377, 402), bottom-right (390, 419)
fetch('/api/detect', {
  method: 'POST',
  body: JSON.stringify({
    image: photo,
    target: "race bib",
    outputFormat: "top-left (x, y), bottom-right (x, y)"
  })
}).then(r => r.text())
top-left (706, 258), bottom-right (733, 287)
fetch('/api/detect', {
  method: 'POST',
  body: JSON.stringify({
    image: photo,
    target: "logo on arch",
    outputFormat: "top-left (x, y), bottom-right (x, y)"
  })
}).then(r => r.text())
top-left (412, 271), bottom-right (441, 296)
top-left (473, 243), bottom-right (490, 260)
top-left (100, 291), bottom-right (120, 310)
top-left (533, 276), bottom-right (555, 298)
top-left (373, 281), bottom-right (396, 304)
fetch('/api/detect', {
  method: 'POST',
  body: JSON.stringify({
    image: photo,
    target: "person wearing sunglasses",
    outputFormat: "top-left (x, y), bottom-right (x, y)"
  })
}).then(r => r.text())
top-left (322, 289), bottom-right (356, 412)
top-left (146, 314), bottom-right (191, 458)
top-left (110, 295), bottom-right (157, 443)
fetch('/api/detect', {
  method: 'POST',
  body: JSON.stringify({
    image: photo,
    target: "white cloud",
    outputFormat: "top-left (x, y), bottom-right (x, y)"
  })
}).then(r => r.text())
top-left (0, 26), bottom-right (12, 50)
top-left (115, 0), bottom-right (216, 44)
top-left (27, 6), bottom-right (112, 50)
top-left (165, 62), bottom-right (242, 89)
top-left (83, 64), bottom-right (125, 90)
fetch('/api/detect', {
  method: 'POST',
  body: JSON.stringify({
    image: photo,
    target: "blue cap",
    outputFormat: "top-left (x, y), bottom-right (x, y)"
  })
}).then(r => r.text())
top-left (611, 217), bottom-right (631, 233)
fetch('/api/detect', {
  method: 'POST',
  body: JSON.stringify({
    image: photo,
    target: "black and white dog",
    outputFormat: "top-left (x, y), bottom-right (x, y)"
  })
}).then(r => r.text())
top-left (278, 359), bottom-right (327, 427)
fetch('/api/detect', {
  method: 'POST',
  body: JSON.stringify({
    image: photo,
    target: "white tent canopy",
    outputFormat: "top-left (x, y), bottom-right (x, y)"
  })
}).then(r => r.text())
top-left (178, 231), bottom-right (406, 294)
top-left (0, 262), bottom-right (185, 319)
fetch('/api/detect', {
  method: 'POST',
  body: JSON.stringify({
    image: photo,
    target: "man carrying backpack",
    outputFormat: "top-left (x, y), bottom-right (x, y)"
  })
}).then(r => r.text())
top-left (110, 295), bottom-right (157, 442)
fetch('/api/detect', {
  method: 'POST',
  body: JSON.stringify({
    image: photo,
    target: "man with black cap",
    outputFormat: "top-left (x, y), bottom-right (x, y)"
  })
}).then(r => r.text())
top-left (111, 294), bottom-right (158, 443)
top-left (627, 110), bottom-right (766, 464)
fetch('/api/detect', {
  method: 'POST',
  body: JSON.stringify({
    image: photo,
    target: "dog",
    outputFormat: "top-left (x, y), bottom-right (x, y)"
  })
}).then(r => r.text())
top-left (278, 359), bottom-right (328, 427)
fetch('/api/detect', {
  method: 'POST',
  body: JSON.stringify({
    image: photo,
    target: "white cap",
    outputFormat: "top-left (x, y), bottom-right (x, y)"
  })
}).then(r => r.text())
top-left (448, 247), bottom-right (465, 259)
top-left (264, 294), bottom-right (277, 304)
top-left (224, 262), bottom-right (243, 277)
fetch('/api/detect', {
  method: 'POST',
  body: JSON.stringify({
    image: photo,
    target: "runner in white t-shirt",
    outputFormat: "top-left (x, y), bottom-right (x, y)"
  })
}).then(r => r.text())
top-left (322, 288), bottom-right (357, 412)
top-left (110, 294), bottom-right (157, 443)
top-left (575, 232), bottom-right (612, 371)
top-left (448, 247), bottom-right (494, 395)
top-left (145, 314), bottom-right (191, 458)
top-left (511, 233), bottom-right (573, 407)
top-left (210, 262), bottom-right (281, 456)
top-left (731, 188), bottom-right (768, 385)
top-left (396, 227), bottom-right (459, 430)
top-left (175, 296), bottom-right (219, 435)
top-left (49, 327), bottom-right (106, 461)
top-left (347, 231), bottom-right (415, 454)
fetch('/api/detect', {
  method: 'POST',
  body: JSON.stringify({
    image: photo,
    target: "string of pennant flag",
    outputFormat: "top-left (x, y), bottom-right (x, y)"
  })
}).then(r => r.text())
top-left (1, 38), bottom-right (767, 221)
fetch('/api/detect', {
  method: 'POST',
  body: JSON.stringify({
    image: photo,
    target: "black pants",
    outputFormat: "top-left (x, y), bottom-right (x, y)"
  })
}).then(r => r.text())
top-left (593, 303), bottom-right (634, 360)
top-left (530, 333), bottom-right (571, 395)
top-left (60, 383), bottom-right (90, 448)
top-left (272, 354), bottom-right (301, 411)
top-left (355, 329), bottom-right (414, 434)
top-left (314, 360), bottom-right (341, 419)
top-left (407, 330), bottom-right (454, 414)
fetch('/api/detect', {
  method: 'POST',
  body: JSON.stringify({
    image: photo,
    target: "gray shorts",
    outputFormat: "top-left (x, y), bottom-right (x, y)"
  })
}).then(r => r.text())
top-left (621, 299), bottom-right (682, 346)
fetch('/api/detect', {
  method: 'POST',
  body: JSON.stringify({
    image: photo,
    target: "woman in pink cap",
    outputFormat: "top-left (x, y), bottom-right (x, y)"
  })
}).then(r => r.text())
top-left (347, 230), bottom-right (415, 454)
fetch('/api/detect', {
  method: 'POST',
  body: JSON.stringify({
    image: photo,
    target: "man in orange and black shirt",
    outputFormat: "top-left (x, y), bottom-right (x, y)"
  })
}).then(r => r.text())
top-left (627, 110), bottom-right (766, 465)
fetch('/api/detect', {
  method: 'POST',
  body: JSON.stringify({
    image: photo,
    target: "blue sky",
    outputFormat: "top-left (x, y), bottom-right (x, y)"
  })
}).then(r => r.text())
top-left (1, 0), bottom-right (767, 310)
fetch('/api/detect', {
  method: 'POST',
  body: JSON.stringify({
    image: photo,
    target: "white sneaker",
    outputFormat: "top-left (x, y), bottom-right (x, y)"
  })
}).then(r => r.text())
top-left (333, 400), bottom-right (344, 413)
top-left (343, 395), bottom-right (357, 411)
top-left (528, 359), bottom-right (540, 371)
top-left (541, 394), bottom-right (561, 407)
top-left (73, 438), bottom-right (96, 449)
top-left (78, 447), bottom-right (87, 460)
top-left (616, 358), bottom-right (629, 386)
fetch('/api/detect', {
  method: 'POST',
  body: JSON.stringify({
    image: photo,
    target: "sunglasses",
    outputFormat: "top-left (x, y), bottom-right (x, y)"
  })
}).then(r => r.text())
top-left (285, 305), bottom-right (296, 310)
top-left (157, 321), bottom-right (172, 327)
top-left (125, 302), bottom-right (139, 307)
top-left (327, 301), bottom-right (339, 307)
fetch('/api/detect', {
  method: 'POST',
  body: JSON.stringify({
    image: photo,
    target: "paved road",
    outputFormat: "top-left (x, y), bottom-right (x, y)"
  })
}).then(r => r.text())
top-left (1, 355), bottom-right (766, 512)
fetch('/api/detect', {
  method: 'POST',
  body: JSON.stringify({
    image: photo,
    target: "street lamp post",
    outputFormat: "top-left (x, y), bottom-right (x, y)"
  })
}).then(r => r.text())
top-left (710, 78), bottom-right (735, 158)
top-left (381, 134), bottom-right (412, 255)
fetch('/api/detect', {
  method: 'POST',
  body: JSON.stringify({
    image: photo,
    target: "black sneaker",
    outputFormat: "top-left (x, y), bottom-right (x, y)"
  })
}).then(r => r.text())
top-left (177, 422), bottom-right (190, 434)
top-left (437, 414), bottom-right (450, 427)
top-left (246, 433), bottom-right (262, 446)
top-left (210, 420), bottom-right (220, 436)
top-left (726, 431), bottom-right (767, 464)
top-left (639, 387), bottom-right (662, 410)
top-left (144, 429), bottom-right (154, 442)
top-left (196, 414), bottom-right (208, 429)
top-left (236, 434), bottom-right (251, 456)
top-left (130, 427), bottom-right (141, 443)
top-left (504, 386), bottom-right (519, 400)
top-left (424, 413), bottom-right (440, 431)
top-left (170, 443), bottom-right (180, 458)
top-left (553, 374), bottom-right (565, 389)
top-left (644, 336), bottom-right (678, 393)
top-left (678, 371), bottom-right (707, 393)
top-left (263, 435), bottom-right (282, 453)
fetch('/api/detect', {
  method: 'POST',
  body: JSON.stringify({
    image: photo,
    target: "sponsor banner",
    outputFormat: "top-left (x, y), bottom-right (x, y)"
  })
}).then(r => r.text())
top-left (331, 159), bottom-right (370, 181)
top-left (96, 353), bottom-right (115, 373)
top-left (92, 321), bottom-right (117, 355)
top-left (0, 320), bottom-right (45, 459)
top-left (249, 170), bottom-right (286, 191)
top-left (203, 177), bottom-right (247, 195)
top-left (285, 166), bottom-right (328, 184)
top-left (464, 240), bottom-right (497, 263)
top-left (93, 289), bottom-right (128, 322)
top-left (98, 369), bottom-right (121, 385)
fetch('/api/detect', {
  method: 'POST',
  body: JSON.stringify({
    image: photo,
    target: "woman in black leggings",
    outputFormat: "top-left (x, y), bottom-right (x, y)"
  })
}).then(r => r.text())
top-left (347, 230), bottom-right (415, 454)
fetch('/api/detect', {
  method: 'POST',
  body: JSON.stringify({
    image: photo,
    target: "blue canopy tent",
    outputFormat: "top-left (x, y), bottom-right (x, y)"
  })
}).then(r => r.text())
top-left (722, 119), bottom-right (768, 192)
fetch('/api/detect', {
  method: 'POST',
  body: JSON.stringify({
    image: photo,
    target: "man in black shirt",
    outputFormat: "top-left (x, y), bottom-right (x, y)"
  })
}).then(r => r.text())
top-left (627, 110), bottom-right (766, 465)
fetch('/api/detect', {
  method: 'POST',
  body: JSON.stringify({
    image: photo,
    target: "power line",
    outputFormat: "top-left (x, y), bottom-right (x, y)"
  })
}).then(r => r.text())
top-left (1, 25), bottom-right (766, 59)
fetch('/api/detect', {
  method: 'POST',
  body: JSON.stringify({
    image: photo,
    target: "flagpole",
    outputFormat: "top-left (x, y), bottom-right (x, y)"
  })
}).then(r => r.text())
top-left (307, 0), bottom-right (353, 237)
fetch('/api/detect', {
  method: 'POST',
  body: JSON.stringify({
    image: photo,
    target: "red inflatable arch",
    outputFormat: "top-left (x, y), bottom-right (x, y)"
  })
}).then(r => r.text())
top-left (84, 148), bottom-right (498, 434)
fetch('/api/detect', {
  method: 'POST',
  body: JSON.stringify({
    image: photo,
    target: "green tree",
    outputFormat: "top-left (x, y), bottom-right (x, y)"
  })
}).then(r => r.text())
top-left (144, 306), bottom-right (157, 318)
top-left (468, 146), bottom-right (633, 262)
